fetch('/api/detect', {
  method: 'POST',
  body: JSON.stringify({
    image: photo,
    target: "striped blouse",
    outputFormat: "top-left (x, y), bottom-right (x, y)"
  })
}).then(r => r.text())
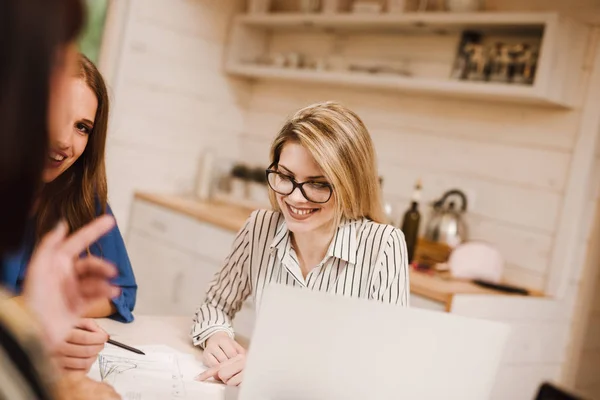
top-left (191, 209), bottom-right (410, 347)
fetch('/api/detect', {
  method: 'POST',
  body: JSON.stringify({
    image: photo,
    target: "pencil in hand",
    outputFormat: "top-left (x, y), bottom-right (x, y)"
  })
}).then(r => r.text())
top-left (107, 338), bottom-right (145, 355)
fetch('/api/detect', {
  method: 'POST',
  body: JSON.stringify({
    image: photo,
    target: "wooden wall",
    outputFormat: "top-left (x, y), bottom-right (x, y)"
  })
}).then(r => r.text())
top-left (105, 0), bottom-right (247, 231)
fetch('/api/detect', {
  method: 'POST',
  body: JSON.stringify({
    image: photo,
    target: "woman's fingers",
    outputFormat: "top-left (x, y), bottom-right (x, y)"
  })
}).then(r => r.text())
top-left (219, 340), bottom-right (241, 358)
top-left (61, 215), bottom-right (114, 257)
top-left (74, 257), bottom-right (117, 280)
top-left (225, 371), bottom-right (244, 386)
top-left (59, 342), bottom-right (105, 358)
top-left (217, 356), bottom-right (245, 385)
top-left (38, 221), bottom-right (69, 251)
top-left (208, 346), bottom-right (228, 364)
top-left (202, 353), bottom-right (220, 368)
top-left (77, 279), bottom-right (119, 300)
top-left (196, 365), bottom-right (220, 381)
top-left (58, 355), bottom-right (98, 371)
top-left (197, 355), bottom-right (245, 383)
top-left (66, 326), bottom-right (108, 346)
top-left (75, 318), bottom-right (107, 336)
top-left (233, 341), bottom-right (246, 355)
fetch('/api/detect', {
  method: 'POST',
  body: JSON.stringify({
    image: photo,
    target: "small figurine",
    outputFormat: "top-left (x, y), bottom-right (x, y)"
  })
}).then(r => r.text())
top-left (464, 43), bottom-right (486, 81)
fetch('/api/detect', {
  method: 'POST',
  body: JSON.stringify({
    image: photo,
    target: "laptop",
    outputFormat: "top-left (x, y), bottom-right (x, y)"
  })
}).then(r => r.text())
top-left (236, 284), bottom-right (511, 400)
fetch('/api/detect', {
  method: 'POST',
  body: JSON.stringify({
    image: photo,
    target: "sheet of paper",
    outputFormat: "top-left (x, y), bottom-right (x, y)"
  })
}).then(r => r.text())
top-left (89, 344), bottom-right (224, 400)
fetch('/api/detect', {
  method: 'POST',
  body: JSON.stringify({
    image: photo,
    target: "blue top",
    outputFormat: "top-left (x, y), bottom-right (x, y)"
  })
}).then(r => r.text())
top-left (0, 204), bottom-right (137, 323)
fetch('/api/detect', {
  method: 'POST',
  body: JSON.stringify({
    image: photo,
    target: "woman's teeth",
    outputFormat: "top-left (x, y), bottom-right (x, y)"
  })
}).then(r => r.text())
top-left (49, 152), bottom-right (65, 162)
top-left (289, 204), bottom-right (315, 216)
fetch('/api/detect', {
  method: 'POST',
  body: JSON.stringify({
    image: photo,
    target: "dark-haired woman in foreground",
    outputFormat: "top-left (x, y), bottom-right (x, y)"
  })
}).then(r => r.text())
top-left (0, 0), bottom-right (121, 398)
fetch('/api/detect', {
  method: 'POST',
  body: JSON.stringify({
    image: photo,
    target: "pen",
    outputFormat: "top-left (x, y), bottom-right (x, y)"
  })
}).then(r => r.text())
top-left (107, 338), bottom-right (145, 355)
top-left (75, 325), bottom-right (145, 355)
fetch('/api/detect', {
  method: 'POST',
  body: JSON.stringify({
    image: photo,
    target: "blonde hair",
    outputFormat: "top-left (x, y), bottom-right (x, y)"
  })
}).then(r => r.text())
top-left (269, 101), bottom-right (384, 225)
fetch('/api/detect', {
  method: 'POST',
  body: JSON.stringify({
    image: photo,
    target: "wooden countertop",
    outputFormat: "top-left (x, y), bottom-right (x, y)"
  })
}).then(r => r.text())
top-left (135, 192), bottom-right (253, 232)
top-left (135, 192), bottom-right (540, 306)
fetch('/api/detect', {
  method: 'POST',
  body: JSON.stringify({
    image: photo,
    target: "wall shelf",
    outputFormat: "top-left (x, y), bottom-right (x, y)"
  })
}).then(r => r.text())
top-left (235, 12), bottom-right (554, 33)
top-left (225, 12), bottom-right (587, 109)
top-left (226, 64), bottom-right (568, 108)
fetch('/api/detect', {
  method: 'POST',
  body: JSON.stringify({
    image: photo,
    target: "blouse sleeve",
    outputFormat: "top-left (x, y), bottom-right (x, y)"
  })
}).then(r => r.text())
top-left (91, 204), bottom-right (137, 322)
top-left (370, 228), bottom-right (410, 307)
top-left (190, 214), bottom-right (253, 347)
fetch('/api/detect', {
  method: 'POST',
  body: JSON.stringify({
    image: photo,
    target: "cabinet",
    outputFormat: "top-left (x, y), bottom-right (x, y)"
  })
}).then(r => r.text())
top-left (411, 293), bottom-right (446, 312)
top-left (127, 199), bottom-right (255, 339)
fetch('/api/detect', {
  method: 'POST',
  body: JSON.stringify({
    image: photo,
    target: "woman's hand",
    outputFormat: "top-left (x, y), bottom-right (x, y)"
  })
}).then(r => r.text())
top-left (22, 216), bottom-right (120, 351)
top-left (196, 353), bottom-right (246, 386)
top-left (202, 331), bottom-right (245, 368)
top-left (55, 318), bottom-right (108, 372)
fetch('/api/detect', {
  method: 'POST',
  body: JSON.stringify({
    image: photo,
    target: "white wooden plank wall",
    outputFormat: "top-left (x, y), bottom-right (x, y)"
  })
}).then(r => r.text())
top-left (486, 0), bottom-right (600, 25)
top-left (106, 0), bottom-right (247, 230)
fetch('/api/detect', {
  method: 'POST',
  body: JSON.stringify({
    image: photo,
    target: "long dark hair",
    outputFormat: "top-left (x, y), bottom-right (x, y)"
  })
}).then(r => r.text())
top-left (0, 0), bottom-right (84, 255)
top-left (36, 54), bottom-right (109, 239)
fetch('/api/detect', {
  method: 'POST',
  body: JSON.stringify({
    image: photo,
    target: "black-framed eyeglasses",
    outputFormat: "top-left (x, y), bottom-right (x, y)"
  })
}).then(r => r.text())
top-left (265, 164), bottom-right (333, 204)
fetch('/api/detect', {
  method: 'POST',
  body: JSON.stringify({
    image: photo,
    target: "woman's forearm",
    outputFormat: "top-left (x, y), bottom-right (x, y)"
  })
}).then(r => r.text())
top-left (83, 298), bottom-right (116, 318)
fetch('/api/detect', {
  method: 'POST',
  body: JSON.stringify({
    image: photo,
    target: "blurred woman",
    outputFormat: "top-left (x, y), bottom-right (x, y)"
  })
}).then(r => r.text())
top-left (0, 0), bottom-right (121, 398)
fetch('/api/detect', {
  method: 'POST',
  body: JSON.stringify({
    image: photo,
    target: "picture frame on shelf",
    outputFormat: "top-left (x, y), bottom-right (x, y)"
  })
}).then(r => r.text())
top-left (322, 0), bottom-right (352, 13)
top-left (450, 30), bottom-right (539, 85)
top-left (248, 0), bottom-right (271, 14)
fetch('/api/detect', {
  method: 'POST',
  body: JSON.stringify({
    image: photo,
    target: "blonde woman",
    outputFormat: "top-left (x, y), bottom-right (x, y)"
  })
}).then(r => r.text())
top-left (193, 102), bottom-right (409, 386)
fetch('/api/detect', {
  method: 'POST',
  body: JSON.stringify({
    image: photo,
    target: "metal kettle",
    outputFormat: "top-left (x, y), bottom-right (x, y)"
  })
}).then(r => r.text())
top-left (424, 189), bottom-right (468, 248)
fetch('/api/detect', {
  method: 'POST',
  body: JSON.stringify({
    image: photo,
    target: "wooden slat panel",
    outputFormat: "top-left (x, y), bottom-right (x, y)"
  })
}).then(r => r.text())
top-left (132, 0), bottom-right (240, 43)
top-left (244, 103), bottom-right (571, 191)
top-left (381, 164), bottom-right (561, 232)
top-left (485, 0), bottom-right (600, 24)
top-left (106, 0), bottom-right (246, 228)
top-left (106, 141), bottom-right (210, 230)
top-left (468, 217), bottom-right (553, 276)
top-left (121, 51), bottom-right (248, 103)
top-left (240, 120), bottom-right (563, 231)
top-left (370, 128), bottom-right (569, 192)
top-left (247, 82), bottom-right (579, 151)
top-left (114, 83), bottom-right (246, 145)
top-left (127, 21), bottom-right (226, 72)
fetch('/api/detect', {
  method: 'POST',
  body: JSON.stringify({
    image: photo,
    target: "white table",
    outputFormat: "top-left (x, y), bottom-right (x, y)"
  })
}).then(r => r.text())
top-left (98, 315), bottom-right (201, 356)
top-left (97, 315), bottom-right (238, 399)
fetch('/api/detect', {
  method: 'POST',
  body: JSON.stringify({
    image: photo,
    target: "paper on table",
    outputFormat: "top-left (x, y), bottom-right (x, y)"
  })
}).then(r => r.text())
top-left (88, 344), bottom-right (224, 400)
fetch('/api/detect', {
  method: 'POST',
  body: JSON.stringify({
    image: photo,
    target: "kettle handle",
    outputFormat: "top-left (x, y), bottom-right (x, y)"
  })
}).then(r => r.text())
top-left (434, 189), bottom-right (468, 212)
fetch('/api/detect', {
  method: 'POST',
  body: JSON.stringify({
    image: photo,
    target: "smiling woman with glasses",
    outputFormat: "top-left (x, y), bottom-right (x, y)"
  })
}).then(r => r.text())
top-left (192, 101), bottom-right (410, 387)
